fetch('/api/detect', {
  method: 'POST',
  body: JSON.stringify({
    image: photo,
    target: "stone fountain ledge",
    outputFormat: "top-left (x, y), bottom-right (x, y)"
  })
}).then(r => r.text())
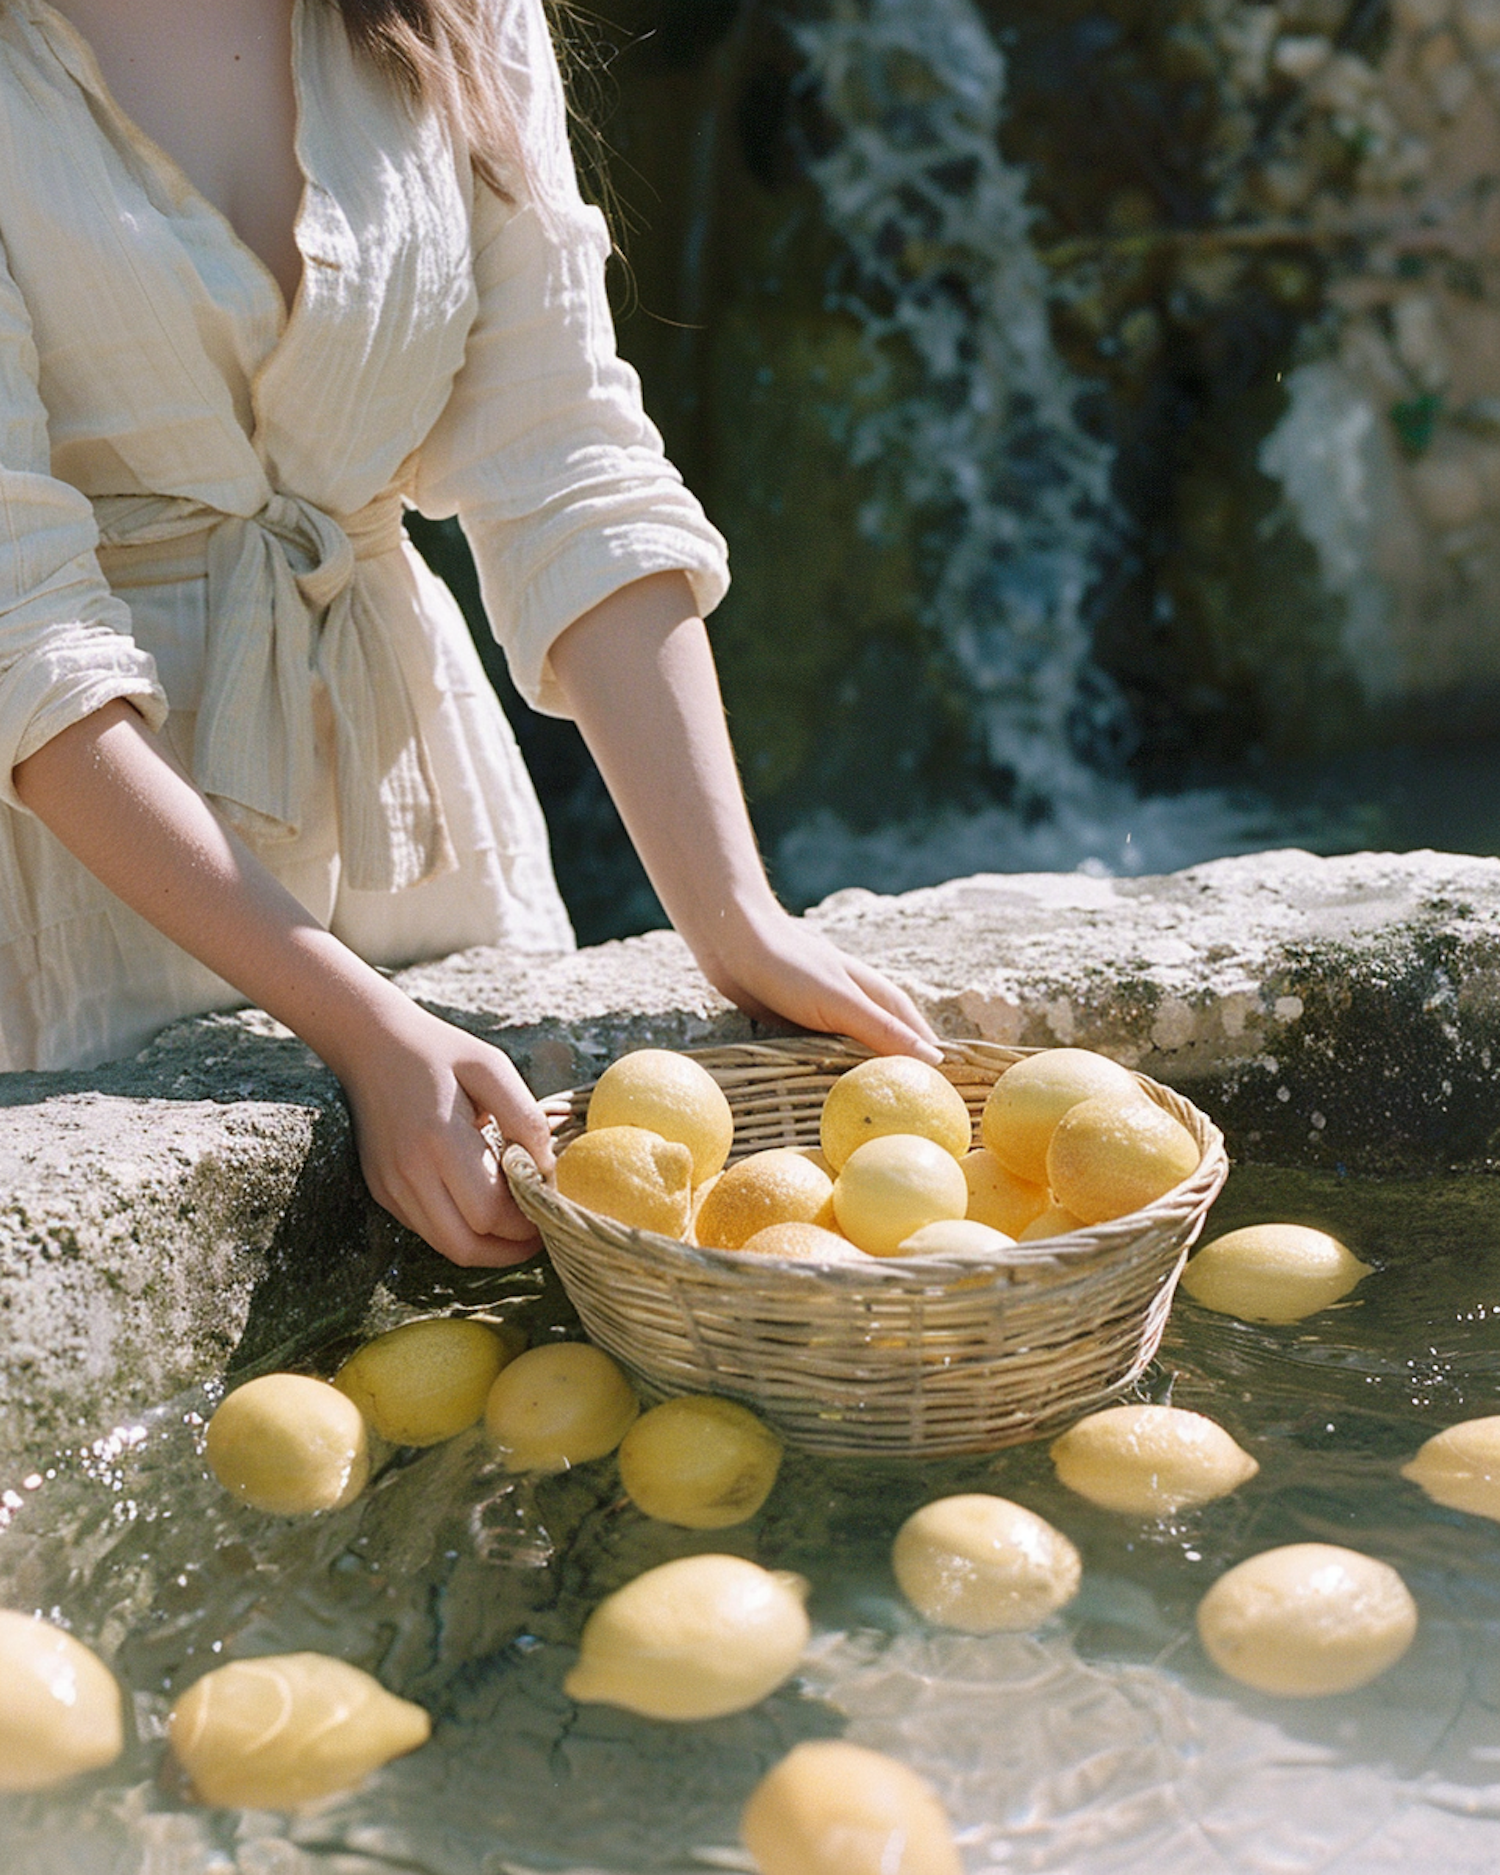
top-left (4, 846), bottom-right (1500, 1471)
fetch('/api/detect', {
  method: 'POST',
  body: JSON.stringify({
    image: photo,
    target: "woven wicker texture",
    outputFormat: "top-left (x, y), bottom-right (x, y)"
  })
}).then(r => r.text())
top-left (504, 1038), bottom-right (1228, 1457)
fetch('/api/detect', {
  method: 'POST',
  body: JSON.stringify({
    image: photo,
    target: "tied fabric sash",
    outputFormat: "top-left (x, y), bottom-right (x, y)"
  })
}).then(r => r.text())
top-left (93, 489), bottom-right (456, 894)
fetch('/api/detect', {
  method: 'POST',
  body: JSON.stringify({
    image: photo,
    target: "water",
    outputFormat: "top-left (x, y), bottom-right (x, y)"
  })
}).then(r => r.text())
top-left (8, 1166), bottom-right (1500, 1872)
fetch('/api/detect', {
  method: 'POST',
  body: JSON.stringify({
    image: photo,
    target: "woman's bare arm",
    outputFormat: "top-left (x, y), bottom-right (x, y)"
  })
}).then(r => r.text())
top-left (548, 571), bottom-right (941, 1063)
top-left (13, 700), bottom-right (553, 1266)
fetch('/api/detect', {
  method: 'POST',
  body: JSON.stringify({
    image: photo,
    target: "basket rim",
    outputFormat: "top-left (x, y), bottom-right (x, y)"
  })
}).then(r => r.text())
top-left (502, 1034), bottom-right (1229, 1296)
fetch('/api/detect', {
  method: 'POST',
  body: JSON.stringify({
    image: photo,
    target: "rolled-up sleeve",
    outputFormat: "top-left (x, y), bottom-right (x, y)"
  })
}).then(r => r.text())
top-left (0, 238), bottom-right (164, 810)
top-left (412, 0), bottom-right (729, 717)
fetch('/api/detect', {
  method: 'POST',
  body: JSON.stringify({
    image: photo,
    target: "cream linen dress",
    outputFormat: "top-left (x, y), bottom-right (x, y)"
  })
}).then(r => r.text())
top-left (0, 0), bottom-right (729, 1071)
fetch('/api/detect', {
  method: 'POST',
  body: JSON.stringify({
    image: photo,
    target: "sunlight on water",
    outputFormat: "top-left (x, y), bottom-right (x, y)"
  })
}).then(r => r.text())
top-left (7, 1168), bottom-right (1500, 1872)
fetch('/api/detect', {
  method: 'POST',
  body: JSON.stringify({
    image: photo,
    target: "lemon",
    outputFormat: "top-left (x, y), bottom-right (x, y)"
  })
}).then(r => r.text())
top-left (206, 1374), bottom-right (369, 1516)
top-left (586, 1049), bottom-right (734, 1186)
top-left (555, 1125), bottom-right (694, 1237)
top-left (484, 1342), bottom-right (638, 1472)
top-left (1196, 1544), bottom-right (1417, 1697)
top-left (1402, 1416), bottom-right (1500, 1521)
top-left (833, 1134), bottom-right (968, 1257)
top-left (0, 1612), bottom-right (124, 1792)
top-left (892, 1495), bottom-right (1081, 1632)
top-left (564, 1554), bottom-right (810, 1720)
top-left (1180, 1223), bottom-right (1371, 1324)
top-left (695, 1148), bottom-right (836, 1250)
top-left (1050, 1404), bottom-right (1258, 1514)
top-left (738, 1221), bottom-right (864, 1261)
top-left (898, 1217), bottom-right (1014, 1256)
top-left (1016, 1203), bottom-right (1086, 1242)
top-left (819, 1056), bottom-right (972, 1171)
top-left (334, 1317), bottom-right (523, 1447)
top-left (960, 1147), bottom-right (1049, 1236)
top-left (796, 1145), bottom-right (837, 1178)
top-left (1046, 1093), bottom-right (1200, 1225)
top-left (168, 1653), bottom-right (430, 1809)
top-left (741, 1739), bottom-right (963, 1875)
top-left (981, 1049), bottom-right (1142, 1185)
top-left (618, 1395), bottom-right (783, 1528)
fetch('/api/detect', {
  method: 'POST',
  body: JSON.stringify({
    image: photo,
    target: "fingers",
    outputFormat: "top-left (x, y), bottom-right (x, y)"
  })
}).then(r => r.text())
top-left (455, 1048), bottom-right (557, 1175)
top-left (842, 958), bottom-right (943, 1060)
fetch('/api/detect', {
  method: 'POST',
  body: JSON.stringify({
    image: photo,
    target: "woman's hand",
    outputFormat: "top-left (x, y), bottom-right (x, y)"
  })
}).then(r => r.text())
top-left (336, 998), bottom-right (555, 1268)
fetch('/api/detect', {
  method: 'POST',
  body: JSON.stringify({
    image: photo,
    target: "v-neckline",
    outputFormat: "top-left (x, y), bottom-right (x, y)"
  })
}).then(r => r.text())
top-left (34, 0), bottom-right (311, 331)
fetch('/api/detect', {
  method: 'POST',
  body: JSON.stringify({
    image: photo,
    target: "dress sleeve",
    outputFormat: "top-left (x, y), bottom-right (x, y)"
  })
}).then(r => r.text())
top-left (412, 0), bottom-right (730, 718)
top-left (0, 238), bottom-right (165, 812)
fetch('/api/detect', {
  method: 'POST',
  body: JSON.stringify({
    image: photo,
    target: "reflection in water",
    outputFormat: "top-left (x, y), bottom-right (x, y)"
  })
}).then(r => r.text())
top-left (7, 1168), bottom-right (1500, 1870)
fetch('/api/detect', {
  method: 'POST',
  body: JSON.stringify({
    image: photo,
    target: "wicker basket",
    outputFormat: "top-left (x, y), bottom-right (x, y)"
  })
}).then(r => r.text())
top-left (503, 1037), bottom-right (1228, 1458)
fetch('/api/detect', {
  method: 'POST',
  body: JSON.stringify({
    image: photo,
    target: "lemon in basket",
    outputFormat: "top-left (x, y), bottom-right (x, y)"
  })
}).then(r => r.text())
top-left (168, 1653), bottom-right (430, 1808)
top-left (893, 1494), bottom-right (1081, 1632)
top-left (820, 1055), bottom-right (973, 1170)
top-left (586, 1049), bottom-right (734, 1185)
top-left (833, 1134), bottom-right (969, 1257)
top-left (564, 1554), bottom-right (810, 1720)
top-left (206, 1374), bottom-right (370, 1516)
top-left (0, 1612), bottom-right (124, 1792)
top-left (961, 1147), bottom-right (1049, 1236)
top-left (1046, 1093), bottom-right (1201, 1225)
top-left (555, 1125), bottom-right (694, 1237)
top-left (1017, 1202), bottom-right (1085, 1241)
top-left (695, 1148), bottom-right (836, 1250)
top-left (1050, 1404), bottom-right (1259, 1514)
top-left (484, 1342), bottom-right (639, 1472)
top-left (335, 1317), bottom-right (524, 1447)
top-left (1196, 1544), bottom-right (1417, 1696)
top-left (738, 1220), bottom-right (864, 1261)
top-left (741, 1739), bottom-right (962, 1875)
top-left (898, 1217), bottom-right (1014, 1256)
top-left (981, 1048), bottom-right (1142, 1185)
top-left (1180, 1222), bottom-right (1370, 1323)
top-left (619, 1396), bottom-right (783, 1528)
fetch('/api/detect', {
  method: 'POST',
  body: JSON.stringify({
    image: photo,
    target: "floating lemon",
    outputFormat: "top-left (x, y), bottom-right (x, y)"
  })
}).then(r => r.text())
top-left (586, 1049), bottom-right (734, 1186)
top-left (168, 1653), bottom-right (430, 1809)
top-left (893, 1494), bottom-right (1081, 1632)
top-left (741, 1739), bottom-right (963, 1875)
top-left (833, 1134), bottom-right (968, 1257)
top-left (564, 1554), bottom-right (810, 1720)
top-left (206, 1374), bottom-right (369, 1516)
top-left (1196, 1543), bottom-right (1417, 1697)
top-left (1050, 1403), bottom-right (1259, 1514)
top-left (555, 1125), bottom-right (694, 1237)
top-left (1402, 1416), bottom-right (1500, 1521)
top-left (1046, 1093), bottom-right (1200, 1225)
top-left (1180, 1222), bottom-right (1371, 1324)
top-left (981, 1048), bottom-right (1142, 1185)
top-left (334, 1317), bottom-right (523, 1447)
top-left (738, 1221), bottom-right (863, 1261)
top-left (819, 1056), bottom-right (972, 1171)
top-left (485, 1342), bottom-right (638, 1472)
top-left (695, 1149), bottom-right (836, 1250)
top-left (897, 1217), bottom-right (1014, 1257)
top-left (0, 1611), bottom-right (124, 1792)
top-left (619, 1395), bottom-right (783, 1528)
top-left (960, 1147), bottom-right (1049, 1237)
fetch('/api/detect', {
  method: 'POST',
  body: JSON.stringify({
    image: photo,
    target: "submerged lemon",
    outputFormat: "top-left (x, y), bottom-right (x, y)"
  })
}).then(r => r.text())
top-left (1196, 1544), bottom-right (1417, 1697)
top-left (1046, 1093), bottom-right (1200, 1225)
top-left (981, 1048), bottom-right (1142, 1185)
top-left (741, 1739), bottom-right (963, 1875)
top-left (334, 1317), bottom-right (523, 1447)
top-left (961, 1147), bottom-right (1049, 1237)
top-left (206, 1374), bottom-right (369, 1516)
top-left (555, 1125), bottom-right (694, 1237)
top-left (1050, 1404), bottom-right (1259, 1514)
top-left (484, 1342), bottom-right (638, 1472)
top-left (820, 1056), bottom-right (972, 1171)
top-left (695, 1149), bottom-right (836, 1250)
top-left (1402, 1416), bottom-right (1500, 1522)
top-left (0, 1611), bottom-right (124, 1793)
top-left (1180, 1222), bottom-right (1371, 1324)
top-left (586, 1049), bottom-right (734, 1186)
top-left (619, 1395), bottom-right (783, 1529)
top-left (893, 1495), bottom-right (1081, 1633)
top-left (168, 1653), bottom-right (430, 1809)
top-left (833, 1134), bottom-right (968, 1257)
top-left (564, 1554), bottom-right (810, 1720)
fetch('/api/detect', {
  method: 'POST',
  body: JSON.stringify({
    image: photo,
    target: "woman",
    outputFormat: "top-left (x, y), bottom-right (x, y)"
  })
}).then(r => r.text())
top-left (2, 0), bottom-right (938, 1265)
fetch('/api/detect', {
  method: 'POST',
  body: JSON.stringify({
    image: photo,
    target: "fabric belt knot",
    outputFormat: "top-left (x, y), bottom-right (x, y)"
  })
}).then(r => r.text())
top-left (94, 488), bottom-right (455, 894)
